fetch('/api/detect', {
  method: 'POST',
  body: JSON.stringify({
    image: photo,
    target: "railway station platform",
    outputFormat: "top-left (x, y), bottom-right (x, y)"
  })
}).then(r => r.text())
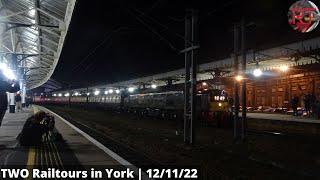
top-left (0, 106), bottom-right (123, 168)
top-left (247, 112), bottom-right (320, 124)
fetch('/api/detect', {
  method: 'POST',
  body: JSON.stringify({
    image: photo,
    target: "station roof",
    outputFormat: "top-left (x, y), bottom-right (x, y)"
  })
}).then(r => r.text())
top-left (0, 0), bottom-right (76, 89)
top-left (54, 36), bottom-right (320, 95)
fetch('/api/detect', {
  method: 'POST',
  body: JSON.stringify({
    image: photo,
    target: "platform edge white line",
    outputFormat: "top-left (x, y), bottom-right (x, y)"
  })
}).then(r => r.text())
top-left (38, 106), bottom-right (133, 166)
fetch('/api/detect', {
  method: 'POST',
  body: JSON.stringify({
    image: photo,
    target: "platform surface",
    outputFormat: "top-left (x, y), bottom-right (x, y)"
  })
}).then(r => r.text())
top-left (247, 112), bottom-right (320, 124)
top-left (0, 106), bottom-right (121, 168)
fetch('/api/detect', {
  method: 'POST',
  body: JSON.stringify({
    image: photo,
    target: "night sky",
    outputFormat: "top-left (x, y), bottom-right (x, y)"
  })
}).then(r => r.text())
top-left (52, 0), bottom-right (320, 87)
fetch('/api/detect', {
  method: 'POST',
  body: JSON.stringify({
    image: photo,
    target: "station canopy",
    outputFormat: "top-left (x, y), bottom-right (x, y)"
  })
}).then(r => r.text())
top-left (0, 0), bottom-right (76, 89)
top-left (55, 36), bottom-right (320, 95)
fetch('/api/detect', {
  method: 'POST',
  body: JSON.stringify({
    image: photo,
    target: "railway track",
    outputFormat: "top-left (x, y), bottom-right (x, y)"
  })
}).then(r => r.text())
top-left (47, 108), bottom-right (162, 170)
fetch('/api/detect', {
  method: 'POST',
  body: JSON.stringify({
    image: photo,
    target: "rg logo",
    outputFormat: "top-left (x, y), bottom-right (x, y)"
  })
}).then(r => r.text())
top-left (288, 0), bottom-right (320, 33)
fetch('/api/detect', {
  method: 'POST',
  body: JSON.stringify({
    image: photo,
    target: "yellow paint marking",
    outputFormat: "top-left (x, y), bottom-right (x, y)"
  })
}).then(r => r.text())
top-left (33, 106), bottom-right (39, 114)
top-left (26, 147), bottom-right (36, 180)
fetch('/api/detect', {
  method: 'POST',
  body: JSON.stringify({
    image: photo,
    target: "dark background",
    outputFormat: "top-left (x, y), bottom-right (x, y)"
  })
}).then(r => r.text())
top-left (52, 0), bottom-right (320, 87)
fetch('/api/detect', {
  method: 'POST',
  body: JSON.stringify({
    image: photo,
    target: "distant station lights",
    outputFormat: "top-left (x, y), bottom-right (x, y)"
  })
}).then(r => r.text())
top-left (128, 87), bottom-right (135, 93)
top-left (115, 89), bottom-right (120, 94)
top-left (53, 94), bottom-right (57, 97)
top-left (58, 93), bottom-right (62, 97)
top-left (74, 92), bottom-right (79, 96)
top-left (64, 93), bottom-right (70, 97)
top-left (86, 92), bottom-right (90, 96)
top-left (108, 89), bottom-right (113, 94)
top-left (279, 65), bottom-right (289, 72)
top-left (94, 90), bottom-right (100, 96)
top-left (104, 90), bottom-right (109, 95)
top-left (253, 68), bottom-right (263, 77)
top-left (151, 84), bottom-right (157, 89)
top-left (235, 75), bottom-right (244, 82)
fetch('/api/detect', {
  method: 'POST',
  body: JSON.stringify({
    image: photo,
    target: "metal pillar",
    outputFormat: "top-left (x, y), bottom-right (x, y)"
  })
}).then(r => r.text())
top-left (233, 24), bottom-right (240, 140)
top-left (86, 87), bottom-right (89, 104)
top-left (183, 9), bottom-right (199, 145)
top-left (241, 18), bottom-right (247, 140)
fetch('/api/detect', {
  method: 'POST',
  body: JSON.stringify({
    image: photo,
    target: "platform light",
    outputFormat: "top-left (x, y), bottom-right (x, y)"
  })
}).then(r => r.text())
top-left (253, 68), bottom-right (262, 77)
top-left (279, 65), bottom-right (289, 72)
top-left (218, 103), bottom-right (222, 107)
top-left (235, 75), bottom-right (243, 82)
top-left (202, 82), bottom-right (207, 86)
top-left (29, 9), bottom-right (36, 16)
top-left (0, 62), bottom-right (16, 80)
top-left (58, 93), bottom-right (62, 97)
top-left (86, 92), bottom-right (90, 96)
top-left (128, 87), bottom-right (135, 93)
top-left (94, 90), bottom-right (100, 96)
top-left (151, 84), bottom-right (157, 89)
top-left (53, 94), bottom-right (57, 97)
top-left (74, 92), bottom-right (79, 96)
top-left (104, 90), bottom-right (109, 95)
top-left (108, 89), bottom-right (113, 94)
top-left (115, 89), bottom-right (120, 94)
top-left (64, 93), bottom-right (70, 97)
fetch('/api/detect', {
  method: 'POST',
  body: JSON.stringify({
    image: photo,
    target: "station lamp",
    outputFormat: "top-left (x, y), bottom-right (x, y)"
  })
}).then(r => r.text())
top-left (235, 75), bottom-right (244, 82)
top-left (53, 94), bottom-right (57, 97)
top-left (115, 89), bottom-right (120, 94)
top-left (104, 90), bottom-right (109, 95)
top-left (74, 92), bottom-right (79, 96)
top-left (64, 93), bottom-right (70, 97)
top-left (94, 90), bottom-right (100, 96)
top-left (108, 89), bottom-right (113, 94)
top-left (253, 68), bottom-right (263, 77)
top-left (0, 62), bottom-right (16, 80)
top-left (279, 65), bottom-right (289, 72)
top-left (128, 87), bottom-right (135, 93)
top-left (151, 84), bottom-right (157, 89)
top-left (58, 93), bottom-right (62, 97)
top-left (86, 92), bottom-right (90, 96)
top-left (202, 82), bottom-right (207, 86)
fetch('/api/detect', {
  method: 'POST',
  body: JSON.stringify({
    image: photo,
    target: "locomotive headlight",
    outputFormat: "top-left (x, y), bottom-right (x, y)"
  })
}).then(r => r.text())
top-left (94, 90), bottom-right (100, 96)
top-left (218, 103), bottom-right (222, 107)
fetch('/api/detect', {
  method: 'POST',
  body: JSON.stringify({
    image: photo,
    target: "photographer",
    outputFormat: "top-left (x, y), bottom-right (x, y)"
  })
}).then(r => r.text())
top-left (0, 73), bottom-right (19, 126)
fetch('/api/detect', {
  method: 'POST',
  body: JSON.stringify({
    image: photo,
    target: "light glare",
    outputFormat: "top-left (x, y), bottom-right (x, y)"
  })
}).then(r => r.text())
top-left (253, 68), bottom-right (262, 77)
top-left (128, 87), bottom-right (135, 93)
top-left (151, 84), bottom-right (157, 89)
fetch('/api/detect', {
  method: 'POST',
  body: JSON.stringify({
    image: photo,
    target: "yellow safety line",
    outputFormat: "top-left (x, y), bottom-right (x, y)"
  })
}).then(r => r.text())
top-left (26, 147), bottom-right (36, 180)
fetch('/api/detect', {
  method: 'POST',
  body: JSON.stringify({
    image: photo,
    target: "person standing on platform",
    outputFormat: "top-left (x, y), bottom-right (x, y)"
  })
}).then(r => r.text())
top-left (0, 74), bottom-right (19, 126)
top-left (15, 92), bottom-right (22, 112)
top-left (291, 96), bottom-right (299, 116)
